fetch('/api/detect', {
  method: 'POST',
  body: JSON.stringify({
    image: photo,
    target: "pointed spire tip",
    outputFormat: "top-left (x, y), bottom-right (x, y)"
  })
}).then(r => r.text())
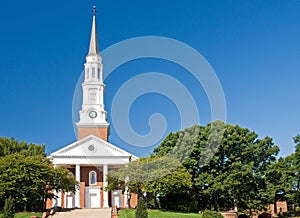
top-left (88, 5), bottom-right (99, 56)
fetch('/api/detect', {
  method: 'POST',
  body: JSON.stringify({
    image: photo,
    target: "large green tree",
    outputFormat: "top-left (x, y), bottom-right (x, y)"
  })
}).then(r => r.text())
top-left (0, 137), bottom-right (45, 157)
top-left (293, 135), bottom-right (300, 206)
top-left (108, 122), bottom-right (282, 213)
top-left (264, 134), bottom-right (300, 214)
top-left (0, 137), bottom-right (78, 212)
top-left (153, 121), bottom-right (279, 213)
top-left (107, 156), bottom-right (193, 209)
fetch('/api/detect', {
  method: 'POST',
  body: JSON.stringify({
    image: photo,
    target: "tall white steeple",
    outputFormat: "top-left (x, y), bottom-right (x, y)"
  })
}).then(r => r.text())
top-left (76, 6), bottom-right (109, 141)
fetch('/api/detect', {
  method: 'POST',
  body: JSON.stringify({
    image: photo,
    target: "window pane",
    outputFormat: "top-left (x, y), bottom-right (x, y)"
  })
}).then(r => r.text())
top-left (90, 171), bottom-right (96, 184)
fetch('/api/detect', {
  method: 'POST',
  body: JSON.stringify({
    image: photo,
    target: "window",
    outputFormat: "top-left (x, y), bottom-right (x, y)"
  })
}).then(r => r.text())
top-left (97, 68), bottom-right (100, 80)
top-left (89, 171), bottom-right (97, 185)
top-left (92, 67), bottom-right (95, 78)
top-left (87, 68), bottom-right (89, 79)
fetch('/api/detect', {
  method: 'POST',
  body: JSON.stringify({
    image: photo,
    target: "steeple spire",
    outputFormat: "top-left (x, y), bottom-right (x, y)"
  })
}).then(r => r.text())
top-left (88, 6), bottom-right (99, 56)
top-left (77, 6), bottom-right (109, 141)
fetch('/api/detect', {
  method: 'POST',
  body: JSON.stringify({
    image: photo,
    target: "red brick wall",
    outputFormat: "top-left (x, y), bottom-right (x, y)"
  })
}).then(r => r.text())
top-left (80, 182), bottom-right (85, 208)
top-left (77, 127), bottom-right (109, 141)
top-left (67, 168), bottom-right (75, 175)
top-left (269, 201), bottom-right (288, 215)
top-left (46, 194), bottom-right (53, 209)
top-left (130, 193), bottom-right (138, 208)
top-left (80, 166), bottom-right (103, 186)
top-left (122, 193), bottom-right (125, 208)
top-left (97, 182), bottom-right (104, 207)
top-left (61, 192), bottom-right (65, 208)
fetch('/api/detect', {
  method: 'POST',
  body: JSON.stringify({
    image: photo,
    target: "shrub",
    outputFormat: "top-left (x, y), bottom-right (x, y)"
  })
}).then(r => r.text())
top-left (283, 209), bottom-right (300, 217)
top-left (199, 210), bottom-right (223, 218)
top-left (2, 196), bottom-right (15, 218)
top-left (136, 198), bottom-right (148, 218)
top-left (159, 192), bottom-right (198, 212)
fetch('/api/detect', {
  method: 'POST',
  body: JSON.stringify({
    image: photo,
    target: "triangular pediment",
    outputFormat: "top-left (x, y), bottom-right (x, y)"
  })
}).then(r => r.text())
top-left (51, 135), bottom-right (136, 158)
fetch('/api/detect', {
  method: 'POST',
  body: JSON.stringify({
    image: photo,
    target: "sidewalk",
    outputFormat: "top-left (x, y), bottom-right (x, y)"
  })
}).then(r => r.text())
top-left (53, 208), bottom-right (111, 218)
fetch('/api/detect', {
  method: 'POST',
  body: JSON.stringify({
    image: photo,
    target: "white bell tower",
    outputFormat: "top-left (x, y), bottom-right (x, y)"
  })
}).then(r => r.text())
top-left (76, 6), bottom-right (109, 141)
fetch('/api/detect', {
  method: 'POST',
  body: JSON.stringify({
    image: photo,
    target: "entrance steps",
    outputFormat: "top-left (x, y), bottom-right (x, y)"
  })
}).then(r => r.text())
top-left (53, 208), bottom-right (111, 218)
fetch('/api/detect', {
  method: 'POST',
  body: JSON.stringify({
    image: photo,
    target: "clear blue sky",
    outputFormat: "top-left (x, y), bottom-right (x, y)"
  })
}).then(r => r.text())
top-left (0, 0), bottom-right (299, 157)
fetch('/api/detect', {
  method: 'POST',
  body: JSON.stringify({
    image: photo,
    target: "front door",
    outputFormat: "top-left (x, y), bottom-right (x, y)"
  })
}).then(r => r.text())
top-left (66, 193), bottom-right (75, 208)
top-left (90, 193), bottom-right (98, 208)
top-left (114, 196), bottom-right (120, 208)
top-left (111, 190), bottom-right (122, 208)
top-left (85, 187), bottom-right (101, 208)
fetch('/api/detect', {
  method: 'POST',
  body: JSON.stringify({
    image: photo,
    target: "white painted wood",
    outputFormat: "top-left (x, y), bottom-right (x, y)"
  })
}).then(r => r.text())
top-left (85, 186), bottom-right (101, 208)
top-left (66, 193), bottom-right (75, 208)
top-left (103, 164), bottom-right (109, 208)
top-left (57, 191), bottom-right (62, 207)
top-left (112, 190), bottom-right (122, 208)
top-left (75, 164), bottom-right (81, 208)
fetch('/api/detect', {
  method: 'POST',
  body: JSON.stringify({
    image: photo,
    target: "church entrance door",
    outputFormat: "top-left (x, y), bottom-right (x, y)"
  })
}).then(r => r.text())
top-left (85, 186), bottom-right (101, 208)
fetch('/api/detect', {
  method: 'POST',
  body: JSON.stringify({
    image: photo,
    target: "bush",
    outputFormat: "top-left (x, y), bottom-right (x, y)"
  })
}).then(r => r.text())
top-left (199, 210), bottom-right (223, 218)
top-left (283, 209), bottom-right (300, 217)
top-left (159, 192), bottom-right (198, 212)
top-left (136, 198), bottom-right (148, 218)
top-left (2, 196), bottom-right (15, 218)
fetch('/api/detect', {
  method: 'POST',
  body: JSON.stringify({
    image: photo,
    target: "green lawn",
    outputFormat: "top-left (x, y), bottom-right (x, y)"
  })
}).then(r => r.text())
top-left (0, 212), bottom-right (41, 218)
top-left (118, 209), bottom-right (201, 218)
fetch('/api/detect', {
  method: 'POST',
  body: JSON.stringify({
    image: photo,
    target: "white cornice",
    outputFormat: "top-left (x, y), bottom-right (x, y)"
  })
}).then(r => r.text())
top-left (75, 123), bottom-right (110, 128)
top-left (50, 134), bottom-right (138, 160)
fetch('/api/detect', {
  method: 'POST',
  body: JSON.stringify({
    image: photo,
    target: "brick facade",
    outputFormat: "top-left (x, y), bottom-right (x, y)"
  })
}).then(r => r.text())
top-left (77, 127), bottom-right (109, 141)
top-left (46, 197), bottom-right (53, 209)
top-left (269, 201), bottom-right (288, 215)
top-left (130, 193), bottom-right (138, 208)
top-left (80, 182), bottom-right (85, 208)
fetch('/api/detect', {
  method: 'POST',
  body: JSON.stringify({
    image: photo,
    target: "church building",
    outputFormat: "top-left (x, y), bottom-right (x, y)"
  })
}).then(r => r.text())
top-left (49, 7), bottom-right (137, 209)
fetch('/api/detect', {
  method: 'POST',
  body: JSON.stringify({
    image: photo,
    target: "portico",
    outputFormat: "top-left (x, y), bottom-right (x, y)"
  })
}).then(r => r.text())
top-left (50, 135), bottom-right (135, 208)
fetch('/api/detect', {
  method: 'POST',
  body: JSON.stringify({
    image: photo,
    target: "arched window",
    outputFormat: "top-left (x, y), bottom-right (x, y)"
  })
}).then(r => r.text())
top-left (89, 171), bottom-right (97, 185)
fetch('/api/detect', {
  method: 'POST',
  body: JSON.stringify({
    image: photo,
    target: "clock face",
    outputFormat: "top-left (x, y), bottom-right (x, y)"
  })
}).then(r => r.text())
top-left (89, 110), bottom-right (97, 119)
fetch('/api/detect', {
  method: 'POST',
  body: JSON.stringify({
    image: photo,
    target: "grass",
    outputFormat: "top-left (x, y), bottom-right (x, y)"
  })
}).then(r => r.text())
top-left (0, 212), bottom-right (42, 218)
top-left (118, 209), bottom-right (201, 218)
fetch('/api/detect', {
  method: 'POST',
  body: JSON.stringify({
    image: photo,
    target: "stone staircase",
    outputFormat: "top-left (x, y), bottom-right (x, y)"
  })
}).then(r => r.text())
top-left (53, 208), bottom-right (111, 218)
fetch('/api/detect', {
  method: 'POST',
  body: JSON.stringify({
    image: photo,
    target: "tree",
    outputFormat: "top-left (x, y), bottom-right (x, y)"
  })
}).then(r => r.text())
top-left (293, 135), bottom-right (300, 206)
top-left (265, 156), bottom-right (295, 214)
top-left (2, 196), bottom-right (15, 218)
top-left (136, 198), bottom-right (148, 218)
top-left (0, 153), bottom-right (52, 211)
top-left (107, 156), bottom-right (193, 210)
top-left (0, 137), bottom-right (78, 212)
top-left (109, 122), bottom-right (281, 213)
top-left (0, 137), bottom-right (45, 157)
top-left (153, 121), bottom-right (279, 213)
top-left (43, 166), bottom-right (78, 211)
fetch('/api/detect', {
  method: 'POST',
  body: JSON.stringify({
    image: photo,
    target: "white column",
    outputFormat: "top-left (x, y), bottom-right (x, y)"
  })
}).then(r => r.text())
top-left (57, 192), bottom-right (62, 207)
top-left (75, 164), bottom-right (81, 208)
top-left (124, 175), bottom-right (129, 208)
top-left (103, 164), bottom-right (109, 208)
top-left (52, 164), bottom-right (58, 208)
